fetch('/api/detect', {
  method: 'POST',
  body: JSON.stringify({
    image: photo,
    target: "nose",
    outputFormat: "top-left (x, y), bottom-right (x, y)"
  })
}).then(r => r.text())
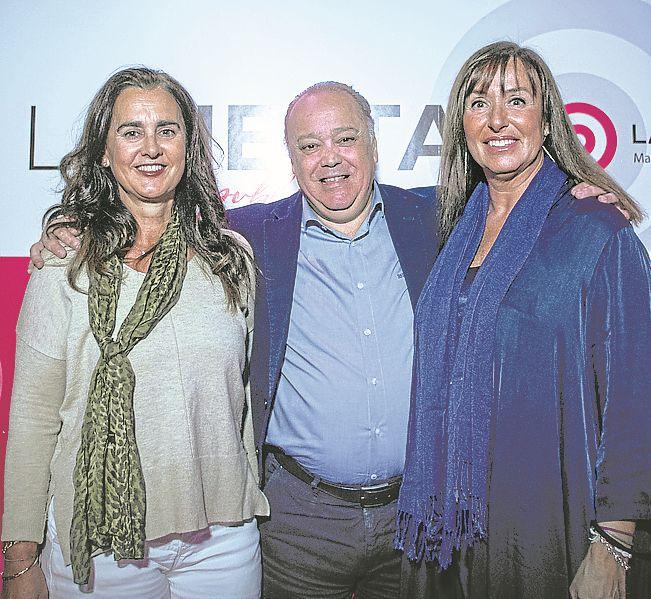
top-left (141, 132), bottom-right (162, 158)
top-left (320, 141), bottom-right (342, 168)
top-left (488, 103), bottom-right (508, 132)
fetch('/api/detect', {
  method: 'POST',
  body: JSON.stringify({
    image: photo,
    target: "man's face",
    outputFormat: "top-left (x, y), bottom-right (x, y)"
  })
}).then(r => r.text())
top-left (285, 89), bottom-right (378, 228)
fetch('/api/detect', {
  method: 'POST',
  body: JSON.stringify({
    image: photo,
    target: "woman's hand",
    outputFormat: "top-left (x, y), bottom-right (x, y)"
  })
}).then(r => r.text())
top-left (569, 541), bottom-right (626, 599)
top-left (2, 542), bottom-right (47, 599)
top-left (1, 563), bottom-right (48, 599)
top-left (569, 520), bottom-right (635, 599)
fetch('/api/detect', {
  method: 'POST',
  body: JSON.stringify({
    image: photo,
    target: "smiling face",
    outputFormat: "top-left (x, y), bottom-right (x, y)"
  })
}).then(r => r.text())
top-left (285, 89), bottom-right (378, 229)
top-left (102, 86), bottom-right (186, 210)
top-left (463, 59), bottom-right (546, 185)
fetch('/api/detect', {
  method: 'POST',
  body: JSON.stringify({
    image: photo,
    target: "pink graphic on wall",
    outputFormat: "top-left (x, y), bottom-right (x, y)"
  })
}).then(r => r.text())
top-left (565, 102), bottom-right (618, 168)
top-left (0, 257), bottom-right (30, 582)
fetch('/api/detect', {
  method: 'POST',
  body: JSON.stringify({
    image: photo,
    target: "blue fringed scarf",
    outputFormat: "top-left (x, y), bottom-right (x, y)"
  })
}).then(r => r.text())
top-left (395, 158), bottom-right (568, 569)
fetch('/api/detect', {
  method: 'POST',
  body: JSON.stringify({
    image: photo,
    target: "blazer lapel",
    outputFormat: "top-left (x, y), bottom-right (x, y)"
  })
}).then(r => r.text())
top-left (382, 185), bottom-right (438, 310)
top-left (262, 192), bottom-right (302, 399)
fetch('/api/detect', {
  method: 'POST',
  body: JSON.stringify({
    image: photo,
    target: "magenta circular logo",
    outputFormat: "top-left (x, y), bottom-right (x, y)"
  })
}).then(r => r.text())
top-left (565, 102), bottom-right (617, 168)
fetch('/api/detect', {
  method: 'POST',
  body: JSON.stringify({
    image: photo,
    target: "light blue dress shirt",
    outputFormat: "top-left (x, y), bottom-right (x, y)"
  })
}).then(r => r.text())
top-left (265, 184), bottom-right (415, 484)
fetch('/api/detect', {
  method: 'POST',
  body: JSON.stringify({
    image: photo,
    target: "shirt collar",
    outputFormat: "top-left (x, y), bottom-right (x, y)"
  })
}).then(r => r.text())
top-left (301, 182), bottom-right (384, 237)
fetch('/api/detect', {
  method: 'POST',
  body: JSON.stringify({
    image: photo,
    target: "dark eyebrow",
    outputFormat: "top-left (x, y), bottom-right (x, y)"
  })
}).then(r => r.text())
top-left (157, 120), bottom-right (181, 128)
top-left (503, 87), bottom-right (532, 94)
top-left (468, 86), bottom-right (532, 96)
top-left (116, 120), bottom-right (143, 131)
top-left (116, 120), bottom-right (181, 132)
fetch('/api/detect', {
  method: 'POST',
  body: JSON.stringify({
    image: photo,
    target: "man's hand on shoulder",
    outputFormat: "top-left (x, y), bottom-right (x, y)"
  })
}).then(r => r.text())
top-left (570, 183), bottom-right (630, 219)
top-left (29, 218), bottom-right (80, 273)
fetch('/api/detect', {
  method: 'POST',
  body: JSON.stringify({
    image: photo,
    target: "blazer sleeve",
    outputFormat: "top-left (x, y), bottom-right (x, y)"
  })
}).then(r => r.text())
top-left (587, 225), bottom-right (651, 522)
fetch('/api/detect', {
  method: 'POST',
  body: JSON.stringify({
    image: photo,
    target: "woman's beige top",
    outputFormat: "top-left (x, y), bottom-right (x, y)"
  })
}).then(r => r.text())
top-left (2, 245), bottom-right (269, 564)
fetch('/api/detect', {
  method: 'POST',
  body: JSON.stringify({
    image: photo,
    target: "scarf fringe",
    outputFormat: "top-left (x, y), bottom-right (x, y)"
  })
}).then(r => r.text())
top-left (395, 492), bottom-right (487, 570)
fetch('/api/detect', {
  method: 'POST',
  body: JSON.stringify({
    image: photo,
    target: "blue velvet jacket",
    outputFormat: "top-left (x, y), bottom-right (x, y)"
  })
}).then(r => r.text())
top-left (227, 183), bottom-right (439, 473)
top-left (445, 189), bottom-right (650, 597)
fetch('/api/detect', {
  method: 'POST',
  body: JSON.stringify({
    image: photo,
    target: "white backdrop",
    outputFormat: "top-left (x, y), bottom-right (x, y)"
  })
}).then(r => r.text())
top-left (1, 0), bottom-right (650, 560)
top-left (1, 0), bottom-right (650, 253)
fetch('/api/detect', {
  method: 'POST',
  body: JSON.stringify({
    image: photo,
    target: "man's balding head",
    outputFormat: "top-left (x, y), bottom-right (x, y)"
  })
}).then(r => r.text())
top-left (284, 83), bottom-right (378, 235)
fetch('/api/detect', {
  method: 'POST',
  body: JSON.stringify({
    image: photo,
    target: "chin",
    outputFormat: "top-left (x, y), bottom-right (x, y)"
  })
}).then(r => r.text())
top-left (326, 201), bottom-right (357, 212)
top-left (138, 190), bottom-right (175, 202)
top-left (484, 162), bottom-right (526, 177)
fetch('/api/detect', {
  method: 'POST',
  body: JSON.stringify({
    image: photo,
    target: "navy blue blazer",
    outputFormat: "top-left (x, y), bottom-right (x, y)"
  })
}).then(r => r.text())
top-left (227, 183), bottom-right (439, 470)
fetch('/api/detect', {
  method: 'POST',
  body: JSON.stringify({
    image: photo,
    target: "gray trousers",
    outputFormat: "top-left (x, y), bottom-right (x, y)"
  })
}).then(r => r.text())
top-left (259, 452), bottom-right (402, 598)
top-left (259, 452), bottom-right (462, 598)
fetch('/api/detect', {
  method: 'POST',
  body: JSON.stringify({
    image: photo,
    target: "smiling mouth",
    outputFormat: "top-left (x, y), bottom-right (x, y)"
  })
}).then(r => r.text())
top-left (136, 164), bottom-right (165, 172)
top-left (319, 175), bottom-right (349, 183)
top-left (486, 139), bottom-right (516, 148)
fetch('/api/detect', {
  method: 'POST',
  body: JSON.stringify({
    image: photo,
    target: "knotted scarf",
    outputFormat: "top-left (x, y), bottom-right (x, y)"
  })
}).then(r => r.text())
top-left (396, 157), bottom-right (568, 569)
top-left (70, 210), bottom-right (188, 584)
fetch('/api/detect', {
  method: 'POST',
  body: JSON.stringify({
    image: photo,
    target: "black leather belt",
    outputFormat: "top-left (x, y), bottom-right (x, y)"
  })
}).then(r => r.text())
top-left (265, 446), bottom-right (401, 508)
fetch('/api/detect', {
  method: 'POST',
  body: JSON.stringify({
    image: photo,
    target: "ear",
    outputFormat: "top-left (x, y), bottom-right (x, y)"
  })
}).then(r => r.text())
top-left (101, 153), bottom-right (110, 168)
top-left (286, 147), bottom-right (298, 173)
top-left (372, 136), bottom-right (379, 163)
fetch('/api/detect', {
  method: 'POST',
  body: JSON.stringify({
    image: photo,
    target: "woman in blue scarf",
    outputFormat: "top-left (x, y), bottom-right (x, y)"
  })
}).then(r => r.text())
top-left (396, 42), bottom-right (650, 598)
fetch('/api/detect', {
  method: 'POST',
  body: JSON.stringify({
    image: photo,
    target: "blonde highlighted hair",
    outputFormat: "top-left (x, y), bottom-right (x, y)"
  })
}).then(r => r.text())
top-left (437, 41), bottom-right (643, 245)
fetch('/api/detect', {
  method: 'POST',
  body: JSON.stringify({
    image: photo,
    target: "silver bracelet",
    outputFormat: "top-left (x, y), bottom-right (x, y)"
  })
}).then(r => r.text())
top-left (1, 553), bottom-right (40, 581)
top-left (589, 526), bottom-right (632, 571)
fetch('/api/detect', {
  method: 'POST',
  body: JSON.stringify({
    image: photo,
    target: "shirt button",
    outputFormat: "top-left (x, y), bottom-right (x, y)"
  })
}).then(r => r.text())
top-left (370, 473), bottom-right (378, 480)
top-left (374, 428), bottom-right (381, 435)
top-left (363, 328), bottom-right (372, 336)
top-left (370, 377), bottom-right (378, 385)
top-left (357, 282), bottom-right (364, 289)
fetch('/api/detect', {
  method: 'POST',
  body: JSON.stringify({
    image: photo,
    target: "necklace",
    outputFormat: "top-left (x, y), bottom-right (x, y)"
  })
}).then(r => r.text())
top-left (129, 245), bottom-right (151, 259)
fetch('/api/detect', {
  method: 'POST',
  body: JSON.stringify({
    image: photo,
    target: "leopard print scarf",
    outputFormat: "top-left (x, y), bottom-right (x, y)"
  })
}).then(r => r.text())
top-left (70, 210), bottom-right (187, 584)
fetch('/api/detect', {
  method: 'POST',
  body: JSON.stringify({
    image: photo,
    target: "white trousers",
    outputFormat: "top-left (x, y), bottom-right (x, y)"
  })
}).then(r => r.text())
top-left (42, 503), bottom-right (261, 598)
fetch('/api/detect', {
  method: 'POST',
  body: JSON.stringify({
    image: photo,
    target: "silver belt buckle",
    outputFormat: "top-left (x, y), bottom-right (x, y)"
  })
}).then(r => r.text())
top-left (359, 481), bottom-right (394, 507)
top-left (360, 481), bottom-right (390, 493)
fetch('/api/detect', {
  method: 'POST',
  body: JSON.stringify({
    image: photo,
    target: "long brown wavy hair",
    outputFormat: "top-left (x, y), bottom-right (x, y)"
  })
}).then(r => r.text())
top-left (45, 66), bottom-right (251, 309)
top-left (437, 41), bottom-right (644, 246)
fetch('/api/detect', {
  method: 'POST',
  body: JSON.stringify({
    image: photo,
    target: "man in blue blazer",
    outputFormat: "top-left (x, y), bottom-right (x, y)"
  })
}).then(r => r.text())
top-left (227, 82), bottom-right (440, 598)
